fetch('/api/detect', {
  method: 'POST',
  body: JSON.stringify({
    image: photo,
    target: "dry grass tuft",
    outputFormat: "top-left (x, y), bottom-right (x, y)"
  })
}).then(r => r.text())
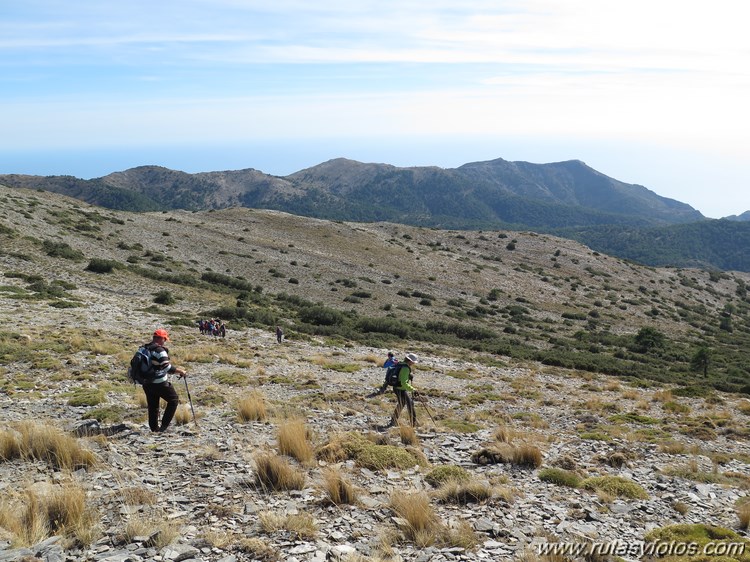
top-left (202, 529), bottom-right (232, 549)
top-left (389, 491), bottom-right (442, 547)
top-left (120, 486), bottom-right (156, 506)
top-left (6, 422), bottom-right (97, 471)
top-left (0, 430), bottom-right (21, 461)
top-left (357, 353), bottom-right (381, 365)
top-left (237, 537), bottom-right (279, 561)
top-left (254, 453), bottom-right (306, 492)
top-left (389, 491), bottom-right (478, 549)
top-left (322, 467), bottom-right (358, 505)
top-left (277, 419), bottom-right (313, 464)
top-left (514, 443), bottom-right (544, 468)
top-left (0, 484), bottom-right (100, 547)
top-left (124, 515), bottom-right (180, 548)
top-left (133, 388), bottom-right (148, 408)
top-left (493, 425), bottom-right (514, 443)
top-left (658, 441), bottom-right (687, 455)
top-left (737, 498), bottom-right (750, 530)
top-left (653, 389), bottom-right (673, 403)
top-left (237, 391), bottom-right (268, 422)
top-left (196, 445), bottom-right (223, 461)
top-left (581, 475), bottom-right (648, 500)
top-left (737, 400), bottom-right (750, 416)
top-left (433, 480), bottom-right (494, 505)
top-left (399, 424), bottom-right (418, 446)
top-left (258, 510), bottom-right (317, 539)
top-left (174, 404), bottom-right (191, 426)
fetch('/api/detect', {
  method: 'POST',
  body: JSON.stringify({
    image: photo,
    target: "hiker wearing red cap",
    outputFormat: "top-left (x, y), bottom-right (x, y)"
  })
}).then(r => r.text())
top-left (142, 328), bottom-right (186, 432)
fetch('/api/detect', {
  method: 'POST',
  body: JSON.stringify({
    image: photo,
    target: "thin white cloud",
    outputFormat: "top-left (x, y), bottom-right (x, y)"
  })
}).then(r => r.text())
top-left (1, 0), bottom-right (749, 216)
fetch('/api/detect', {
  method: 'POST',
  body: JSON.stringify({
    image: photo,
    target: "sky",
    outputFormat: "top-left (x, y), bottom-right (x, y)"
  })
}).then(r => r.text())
top-left (1, 1), bottom-right (749, 218)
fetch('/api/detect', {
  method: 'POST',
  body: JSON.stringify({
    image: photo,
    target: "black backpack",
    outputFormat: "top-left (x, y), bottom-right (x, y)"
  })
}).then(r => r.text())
top-left (128, 344), bottom-right (157, 385)
top-left (384, 363), bottom-right (405, 387)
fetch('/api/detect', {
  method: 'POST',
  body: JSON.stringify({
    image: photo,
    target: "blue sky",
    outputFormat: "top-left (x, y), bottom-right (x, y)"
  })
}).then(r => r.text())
top-left (1, 0), bottom-right (748, 218)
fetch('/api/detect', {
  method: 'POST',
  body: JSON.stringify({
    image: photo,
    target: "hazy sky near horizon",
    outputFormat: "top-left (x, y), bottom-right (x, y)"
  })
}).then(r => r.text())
top-left (1, 1), bottom-right (748, 218)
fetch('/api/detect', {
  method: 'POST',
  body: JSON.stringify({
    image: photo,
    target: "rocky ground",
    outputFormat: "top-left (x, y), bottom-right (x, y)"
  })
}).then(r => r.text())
top-left (2, 185), bottom-right (750, 561)
top-left (1, 309), bottom-right (750, 561)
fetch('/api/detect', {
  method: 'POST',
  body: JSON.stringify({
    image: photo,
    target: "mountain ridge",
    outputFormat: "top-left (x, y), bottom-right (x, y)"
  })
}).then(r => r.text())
top-left (3, 156), bottom-right (750, 271)
top-left (0, 157), bottom-right (706, 224)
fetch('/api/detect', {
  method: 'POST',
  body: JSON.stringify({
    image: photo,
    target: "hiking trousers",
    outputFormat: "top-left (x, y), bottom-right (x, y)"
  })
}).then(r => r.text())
top-left (143, 381), bottom-right (180, 432)
top-left (392, 388), bottom-right (416, 427)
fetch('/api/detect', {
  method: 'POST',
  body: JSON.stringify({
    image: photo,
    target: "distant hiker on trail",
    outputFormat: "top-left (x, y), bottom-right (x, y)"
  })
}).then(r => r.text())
top-left (142, 329), bottom-right (187, 433)
top-left (386, 353), bottom-right (420, 428)
top-left (276, 326), bottom-right (283, 343)
top-left (383, 351), bottom-right (398, 369)
top-left (373, 352), bottom-right (398, 395)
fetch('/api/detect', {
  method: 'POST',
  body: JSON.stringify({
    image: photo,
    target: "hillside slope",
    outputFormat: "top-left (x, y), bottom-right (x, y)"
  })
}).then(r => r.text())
top-left (1, 186), bottom-right (750, 560)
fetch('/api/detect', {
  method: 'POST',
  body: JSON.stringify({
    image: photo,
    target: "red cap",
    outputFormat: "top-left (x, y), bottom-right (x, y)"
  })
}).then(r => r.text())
top-left (153, 328), bottom-right (170, 341)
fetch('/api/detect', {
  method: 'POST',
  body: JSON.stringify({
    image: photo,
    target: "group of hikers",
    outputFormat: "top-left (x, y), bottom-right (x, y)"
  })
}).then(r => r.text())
top-left (132, 329), bottom-right (425, 434)
top-left (197, 318), bottom-right (226, 338)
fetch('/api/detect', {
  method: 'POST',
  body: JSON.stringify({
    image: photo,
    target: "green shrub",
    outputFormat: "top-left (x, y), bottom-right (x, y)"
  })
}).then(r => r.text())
top-left (213, 370), bottom-right (249, 386)
top-left (317, 432), bottom-right (426, 471)
top-left (67, 389), bottom-right (106, 407)
top-left (153, 290), bottom-right (175, 305)
top-left (581, 476), bottom-right (648, 499)
top-left (42, 240), bottom-right (85, 261)
top-left (644, 524), bottom-right (749, 561)
top-left (83, 406), bottom-right (125, 423)
top-left (538, 468), bottom-right (581, 488)
top-left (298, 305), bottom-right (345, 326)
top-left (425, 465), bottom-right (471, 487)
top-left (85, 258), bottom-right (120, 274)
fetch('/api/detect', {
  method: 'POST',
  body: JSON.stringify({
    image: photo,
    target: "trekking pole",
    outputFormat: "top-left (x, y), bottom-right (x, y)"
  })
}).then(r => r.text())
top-left (414, 392), bottom-right (436, 424)
top-left (421, 401), bottom-right (436, 424)
top-left (182, 375), bottom-right (198, 427)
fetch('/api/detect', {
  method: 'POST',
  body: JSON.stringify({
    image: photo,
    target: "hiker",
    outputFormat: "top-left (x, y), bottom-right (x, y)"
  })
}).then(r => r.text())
top-left (374, 352), bottom-right (398, 395)
top-left (382, 351), bottom-right (398, 369)
top-left (142, 328), bottom-right (187, 433)
top-left (275, 325), bottom-right (283, 343)
top-left (388, 352), bottom-right (419, 428)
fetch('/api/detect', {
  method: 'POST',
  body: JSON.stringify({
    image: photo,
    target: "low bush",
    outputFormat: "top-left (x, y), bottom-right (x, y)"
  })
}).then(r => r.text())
top-left (580, 476), bottom-right (648, 499)
top-left (85, 258), bottom-right (121, 273)
top-left (424, 465), bottom-right (471, 487)
top-left (316, 432), bottom-right (426, 471)
top-left (538, 467), bottom-right (581, 488)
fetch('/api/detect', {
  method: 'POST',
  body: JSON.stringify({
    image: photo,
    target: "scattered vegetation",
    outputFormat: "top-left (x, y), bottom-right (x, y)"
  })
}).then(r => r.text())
top-left (254, 453), bottom-right (306, 492)
top-left (277, 419), bottom-right (313, 464)
top-left (0, 422), bottom-right (97, 470)
top-left (237, 391), bottom-right (268, 422)
top-left (316, 432), bottom-right (426, 470)
top-left (321, 467), bottom-right (358, 505)
top-left (580, 476), bottom-right (648, 500)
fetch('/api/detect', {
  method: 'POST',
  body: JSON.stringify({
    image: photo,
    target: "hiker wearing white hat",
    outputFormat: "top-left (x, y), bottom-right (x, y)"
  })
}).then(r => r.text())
top-left (386, 352), bottom-right (419, 428)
